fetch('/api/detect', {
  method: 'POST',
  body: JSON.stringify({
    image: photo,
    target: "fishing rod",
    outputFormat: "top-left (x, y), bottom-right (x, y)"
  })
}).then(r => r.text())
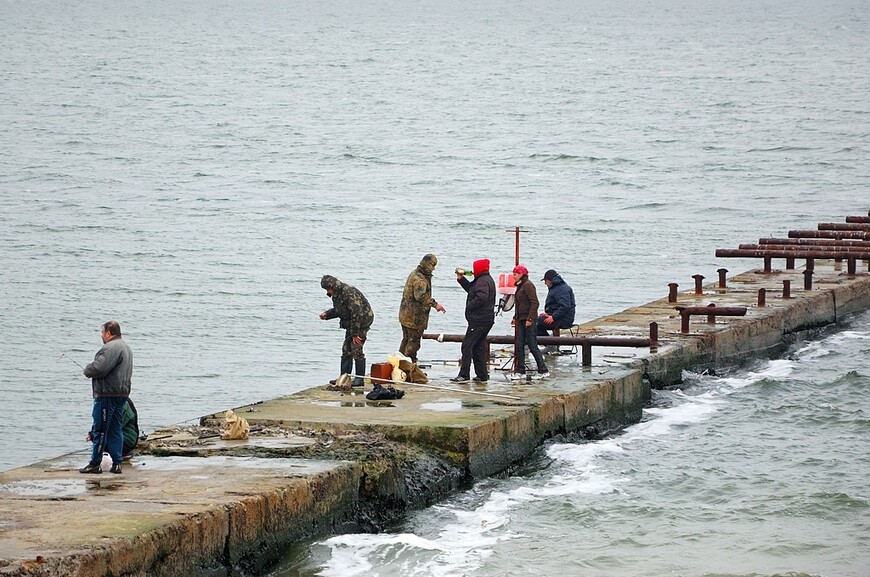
top-left (341, 373), bottom-right (522, 401)
top-left (57, 353), bottom-right (84, 370)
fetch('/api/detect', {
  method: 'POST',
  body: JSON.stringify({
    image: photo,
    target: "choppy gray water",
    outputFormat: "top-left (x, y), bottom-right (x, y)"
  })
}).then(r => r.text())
top-left (1, 0), bottom-right (868, 575)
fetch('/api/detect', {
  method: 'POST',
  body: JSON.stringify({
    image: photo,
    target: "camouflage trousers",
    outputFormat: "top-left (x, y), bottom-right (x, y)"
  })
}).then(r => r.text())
top-left (341, 328), bottom-right (368, 360)
top-left (399, 326), bottom-right (424, 362)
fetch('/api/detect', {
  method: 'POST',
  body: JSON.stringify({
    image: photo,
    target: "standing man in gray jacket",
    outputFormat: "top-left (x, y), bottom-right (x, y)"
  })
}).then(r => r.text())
top-left (80, 320), bottom-right (133, 475)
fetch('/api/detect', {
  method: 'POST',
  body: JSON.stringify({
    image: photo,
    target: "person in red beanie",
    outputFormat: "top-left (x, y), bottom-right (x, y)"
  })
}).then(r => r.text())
top-left (451, 258), bottom-right (496, 382)
top-left (510, 264), bottom-right (549, 380)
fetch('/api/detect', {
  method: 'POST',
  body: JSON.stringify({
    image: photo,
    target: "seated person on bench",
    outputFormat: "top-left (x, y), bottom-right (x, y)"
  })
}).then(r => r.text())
top-left (536, 269), bottom-right (576, 337)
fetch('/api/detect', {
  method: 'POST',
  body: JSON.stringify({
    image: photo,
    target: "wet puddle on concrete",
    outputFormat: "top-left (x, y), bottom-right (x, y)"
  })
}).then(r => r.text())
top-left (0, 479), bottom-right (87, 498)
top-left (419, 400), bottom-right (464, 412)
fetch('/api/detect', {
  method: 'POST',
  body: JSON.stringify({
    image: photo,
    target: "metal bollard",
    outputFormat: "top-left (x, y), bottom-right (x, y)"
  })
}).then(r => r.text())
top-left (649, 322), bottom-right (658, 345)
top-left (717, 268), bottom-right (728, 288)
top-left (693, 275), bottom-right (705, 295)
top-left (783, 279), bottom-right (791, 299)
top-left (707, 303), bottom-right (717, 324)
top-left (803, 269), bottom-right (813, 290)
top-left (758, 288), bottom-right (766, 307)
top-left (668, 283), bottom-right (679, 303)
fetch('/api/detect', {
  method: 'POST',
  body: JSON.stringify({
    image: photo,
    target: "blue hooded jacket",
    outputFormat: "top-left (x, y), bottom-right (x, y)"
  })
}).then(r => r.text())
top-left (544, 274), bottom-right (575, 328)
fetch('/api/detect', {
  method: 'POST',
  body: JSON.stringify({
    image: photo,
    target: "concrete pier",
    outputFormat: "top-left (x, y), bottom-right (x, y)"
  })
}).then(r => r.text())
top-left (2, 260), bottom-right (869, 577)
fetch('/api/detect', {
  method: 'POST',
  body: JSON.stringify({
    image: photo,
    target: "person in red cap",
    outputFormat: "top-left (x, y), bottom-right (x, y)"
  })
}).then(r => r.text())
top-left (510, 265), bottom-right (549, 380)
top-left (451, 258), bottom-right (496, 382)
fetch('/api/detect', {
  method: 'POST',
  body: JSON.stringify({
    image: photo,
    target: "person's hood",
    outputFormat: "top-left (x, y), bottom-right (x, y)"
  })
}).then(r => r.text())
top-left (550, 274), bottom-right (566, 286)
top-left (321, 275), bottom-right (345, 292)
top-left (418, 253), bottom-right (437, 276)
top-left (472, 258), bottom-right (490, 276)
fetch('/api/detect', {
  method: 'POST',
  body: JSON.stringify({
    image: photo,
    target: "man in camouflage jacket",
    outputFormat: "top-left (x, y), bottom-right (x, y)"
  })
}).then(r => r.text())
top-left (320, 275), bottom-right (375, 386)
top-left (398, 253), bottom-right (446, 362)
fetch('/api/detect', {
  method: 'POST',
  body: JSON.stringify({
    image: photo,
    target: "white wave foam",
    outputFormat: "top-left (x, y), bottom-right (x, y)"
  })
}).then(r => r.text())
top-left (315, 356), bottom-right (802, 576)
top-left (317, 503), bottom-right (515, 577)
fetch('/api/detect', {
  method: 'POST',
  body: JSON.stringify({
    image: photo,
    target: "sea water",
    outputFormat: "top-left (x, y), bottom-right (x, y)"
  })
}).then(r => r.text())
top-left (1, 0), bottom-right (868, 575)
top-left (276, 314), bottom-right (870, 576)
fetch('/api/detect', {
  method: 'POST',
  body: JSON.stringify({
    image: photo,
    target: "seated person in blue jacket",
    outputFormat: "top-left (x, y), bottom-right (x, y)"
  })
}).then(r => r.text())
top-left (536, 269), bottom-right (576, 336)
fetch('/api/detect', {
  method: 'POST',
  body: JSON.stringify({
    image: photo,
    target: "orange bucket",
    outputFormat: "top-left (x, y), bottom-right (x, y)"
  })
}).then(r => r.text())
top-left (370, 362), bottom-right (393, 382)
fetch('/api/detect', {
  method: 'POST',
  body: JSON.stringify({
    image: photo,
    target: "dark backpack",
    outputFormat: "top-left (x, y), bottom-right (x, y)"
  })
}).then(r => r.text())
top-left (366, 385), bottom-right (405, 401)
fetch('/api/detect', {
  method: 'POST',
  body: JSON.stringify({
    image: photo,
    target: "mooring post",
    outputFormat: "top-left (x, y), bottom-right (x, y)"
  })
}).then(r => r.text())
top-left (758, 288), bottom-right (766, 307)
top-left (668, 283), bottom-right (679, 303)
top-left (649, 322), bottom-right (658, 345)
top-left (783, 279), bottom-right (791, 299)
top-left (581, 343), bottom-right (592, 366)
top-left (717, 268), bottom-right (728, 288)
top-left (692, 274), bottom-right (704, 295)
top-left (707, 302), bottom-right (717, 324)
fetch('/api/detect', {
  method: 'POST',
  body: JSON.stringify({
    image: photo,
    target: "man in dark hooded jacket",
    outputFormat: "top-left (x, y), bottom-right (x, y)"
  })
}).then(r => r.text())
top-left (399, 253), bottom-right (446, 363)
top-left (536, 269), bottom-right (576, 336)
top-left (320, 275), bottom-right (375, 387)
top-left (451, 258), bottom-right (496, 383)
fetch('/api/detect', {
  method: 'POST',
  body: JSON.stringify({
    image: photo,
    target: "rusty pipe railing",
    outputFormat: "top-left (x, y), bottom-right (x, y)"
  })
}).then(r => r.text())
top-left (788, 230), bottom-right (870, 240)
top-left (716, 248), bottom-right (870, 259)
top-left (715, 248), bottom-right (866, 275)
top-left (422, 332), bottom-right (653, 367)
top-left (818, 222), bottom-right (870, 231)
top-left (674, 304), bottom-right (747, 334)
top-left (739, 243), bottom-right (870, 254)
top-left (759, 237), bottom-right (870, 248)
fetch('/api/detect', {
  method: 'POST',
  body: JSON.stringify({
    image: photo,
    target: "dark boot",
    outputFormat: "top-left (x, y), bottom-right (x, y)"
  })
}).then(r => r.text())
top-left (352, 358), bottom-right (366, 387)
top-left (330, 356), bottom-right (353, 384)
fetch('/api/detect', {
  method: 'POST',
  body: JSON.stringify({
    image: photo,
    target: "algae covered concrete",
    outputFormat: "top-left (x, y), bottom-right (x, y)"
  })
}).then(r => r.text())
top-left (0, 453), bottom-right (360, 577)
top-left (198, 363), bottom-right (647, 479)
top-left (2, 260), bottom-right (869, 576)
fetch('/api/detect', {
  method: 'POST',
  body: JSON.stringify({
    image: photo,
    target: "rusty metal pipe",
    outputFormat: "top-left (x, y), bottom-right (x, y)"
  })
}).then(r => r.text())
top-left (758, 288), bottom-right (766, 307)
top-left (717, 268), bottom-right (728, 288)
top-left (674, 305), bottom-right (747, 334)
top-left (783, 279), bottom-right (791, 299)
top-left (649, 322), bottom-right (658, 345)
top-left (845, 216), bottom-right (870, 223)
top-left (804, 269), bottom-right (813, 290)
top-left (788, 230), bottom-right (870, 240)
top-left (692, 274), bottom-right (705, 295)
top-left (422, 333), bottom-right (651, 347)
top-left (739, 243), bottom-right (870, 253)
top-left (715, 249), bottom-right (870, 259)
top-left (759, 237), bottom-right (870, 248)
top-left (818, 222), bottom-right (870, 231)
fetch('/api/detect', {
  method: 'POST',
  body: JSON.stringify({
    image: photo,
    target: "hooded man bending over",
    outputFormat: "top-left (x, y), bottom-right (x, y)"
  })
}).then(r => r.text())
top-left (320, 275), bottom-right (374, 387)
